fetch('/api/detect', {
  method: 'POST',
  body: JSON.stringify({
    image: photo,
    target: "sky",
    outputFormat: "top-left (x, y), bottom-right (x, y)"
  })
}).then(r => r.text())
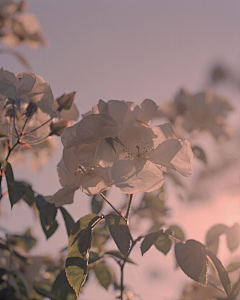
top-left (1, 1), bottom-right (240, 299)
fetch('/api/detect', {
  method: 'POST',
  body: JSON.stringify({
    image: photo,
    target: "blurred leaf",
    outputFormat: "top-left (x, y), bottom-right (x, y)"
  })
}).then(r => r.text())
top-left (154, 230), bottom-right (172, 255)
top-left (15, 229), bottom-right (37, 251)
top-left (226, 223), bottom-right (240, 252)
top-left (35, 194), bottom-right (57, 226)
top-left (52, 269), bottom-right (76, 300)
top-left (105, 214), bottom-right (131, 257)
top-left (94, 262), bottom-right (112, 290)
top-left (0, 268), bottom-right (8, 277)
top-left (14, 181), bottom-right (34, 206)
top-left (12, 270), bottom-right (28, 297)
top-left (105, 250), bottom-right (136, 264)
top-left (226, 261), bottom-right (240, 273)
top-left (2, 161), bottom-right (15, 208)
top-left (205, 249), bottom-right (231, 296)
top-left (50, 120), bottom-right (69, 136)
top-left (12, 249), bottom-right (30, 264)
top-left (141, 230), bottom-right (163, 256)
top-left (192, 146), bottom-right (207, 164)
top-left (35, 286), bottom-right (58, 300)
top-left (40, 216), bottom-right (58, 239)
top-left (175, 240), bottom-right (208, 285)
top-left (60, 207), bottom-right (75, 237)
top-left (91, 194), bottom-right (104, 214)
top-left (0, 129), bottom-right (7, 138)
top-left (205, 224), bottom-right (228, 255)
top-left (170, 224), bottom-right (185, 241)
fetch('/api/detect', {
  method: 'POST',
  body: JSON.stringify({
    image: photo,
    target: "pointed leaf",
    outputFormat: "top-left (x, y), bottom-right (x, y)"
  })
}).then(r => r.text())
top-left (35, 194), bottom-right (57, 226)
top-left (205, 249), bottom-right (231, 296)
top-left (228, 276), bottom-right (240, 300)
top-left (141, 230), bottom-right (163, 255)
top-left (175, 240), bottom-right (208, 285)
top-left (40, 216), bottom-right (58, 239)
top-left (94, 262), bottom-right (112, 290)
top-left (51, 269), bottom-right (76, 300)
top-left (105, 214), bottom-right (131, 257)
top-left (66, 214), bottom-right (98, 297)
top-left (60, 207), bottom-right (75, 237)
top-left (205, 224), bottom-right (228, 255)
top-left (170, 225), bottom-right (185, 241)
top-left (2, 161), bottom-right (15, 208)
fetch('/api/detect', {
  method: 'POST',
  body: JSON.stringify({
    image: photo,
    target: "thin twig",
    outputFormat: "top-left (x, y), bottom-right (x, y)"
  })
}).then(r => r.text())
top-left (23, 117), bottom-right (53, 135)
top-left (125, 194), bottom-right (134, 225)
top-left (100, 193), bottom-right (126, 220)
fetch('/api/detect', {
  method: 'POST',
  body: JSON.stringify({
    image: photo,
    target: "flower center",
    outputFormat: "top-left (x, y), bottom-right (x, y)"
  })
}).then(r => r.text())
top-left (75, 164), bottom-right (95, 176)
top-left (123, 139), bottom-right (154, 160)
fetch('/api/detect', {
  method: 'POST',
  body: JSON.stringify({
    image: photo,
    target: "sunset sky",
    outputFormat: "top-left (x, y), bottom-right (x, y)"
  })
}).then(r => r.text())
top-left (1, 1), bottom-right (240, 299)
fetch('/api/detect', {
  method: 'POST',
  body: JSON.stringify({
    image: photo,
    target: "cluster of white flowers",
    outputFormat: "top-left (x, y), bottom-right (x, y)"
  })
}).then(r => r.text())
top-left (46, 99), bottom-right (193, 206)
top-left (0, 0), bottom-right (46, 48)
top-left (161, 88), bottom-right (233, 141)
top-left (0, 68), bottom-right (79, 167)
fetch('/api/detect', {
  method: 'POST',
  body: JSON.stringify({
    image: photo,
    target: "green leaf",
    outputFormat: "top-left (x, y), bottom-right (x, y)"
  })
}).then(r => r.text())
top-left (66, 214), bottom-right (98, 297)
top-left (205, 224), bottom-right (228, 255)
top-left (105, 250), bottom-right (136, 264)
top-left (170, 225), bottom-right (185, 241)
top-left (35, 194), bottom-right (57, 226)
top-left (154, 230), bottom-right (172, 255)
top-left (52, 269), bottom-right (76, 300)
top-left (40, 216), bottom-right (59, 239)
top-left (89, 251), bottom-right (101, 264)
top-left (12, 249), bottom-right (30, 264)
top-left (0, 129), bottom-right (7, 138)
top-left (141, 230), bottom-right (163, 255)
top-left (15, 229), bottom-right (37, 251)
top-left (226, 261), bottom-right (240, 273)
top-left (60, 207), bottom-right (75, 236)
top-left (192, 146), bottom-right (207, 164)
top-left (14, 181), bottom-right (34, 206)
top-left (94, 262), bottom-right (112, 290)
top-left (105, 214), bottom-right (131, 257)
top-left (205, 249), bottom-right (231, 296)
top-left (2, 161), bottom-right (15, 208)
top-left (175, 240), bottom-right (208, 285)
top-left (226, 223), bottom-right (240, 252)
top-left (71, 227), bottom-right (92, 255)
top-left (91, 194), bottom-right (104, 214)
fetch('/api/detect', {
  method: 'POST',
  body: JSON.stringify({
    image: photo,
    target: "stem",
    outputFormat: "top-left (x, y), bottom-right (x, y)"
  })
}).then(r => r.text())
top-left (23, 117), bottom-right (53, 136)
top-left (12, 104), bottom-right (19, 138)
top-left (125, 194), bottom-right (133, 225)
top-left (100, 193), bottom-right (126, 220)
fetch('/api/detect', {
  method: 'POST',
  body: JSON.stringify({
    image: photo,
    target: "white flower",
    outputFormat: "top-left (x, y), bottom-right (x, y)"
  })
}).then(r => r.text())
top-left (112, 121), bottom-right (193, 193)
top-left (0, 69), bottom-right (57, 117)
top-left (45, 147), bottom-right (112, 206)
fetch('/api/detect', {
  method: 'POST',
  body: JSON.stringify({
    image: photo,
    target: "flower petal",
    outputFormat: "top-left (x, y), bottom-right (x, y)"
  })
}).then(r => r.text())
top-left (76, 113), bottom-right (118, 144)
top-left (138, 99), bottom-right (159, 124)
top-left (112, 159), bottom-right (164, 193)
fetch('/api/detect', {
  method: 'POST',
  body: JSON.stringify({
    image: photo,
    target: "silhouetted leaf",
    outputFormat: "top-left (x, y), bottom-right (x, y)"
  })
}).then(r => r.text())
top-left (175, 240), bottom-right (208, 285)
top-left (14, 181), bottom-right (34, 206)
top-left (35, 195), bottom-right (57, 226)
top-left (40, 216), bottom-right (58, 239)
top-left (205, 249), bottom-right (231, 296)
top-left (205, 224), bottom-right (228, 255)
top-left (60, 207), bottom-right (75, 236)
top-left (2, 161), bottom-right (15, 208)
top-left (105, 214), bottom-right (131, 257)
top-left (94, 262), bottom-right (112, 290)
top-left (141, 230), bottom-right (163, 255)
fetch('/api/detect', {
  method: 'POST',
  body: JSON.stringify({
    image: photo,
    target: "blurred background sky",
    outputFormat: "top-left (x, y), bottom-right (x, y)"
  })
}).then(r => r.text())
top-left (1, 1), bottom-right (240, 299)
